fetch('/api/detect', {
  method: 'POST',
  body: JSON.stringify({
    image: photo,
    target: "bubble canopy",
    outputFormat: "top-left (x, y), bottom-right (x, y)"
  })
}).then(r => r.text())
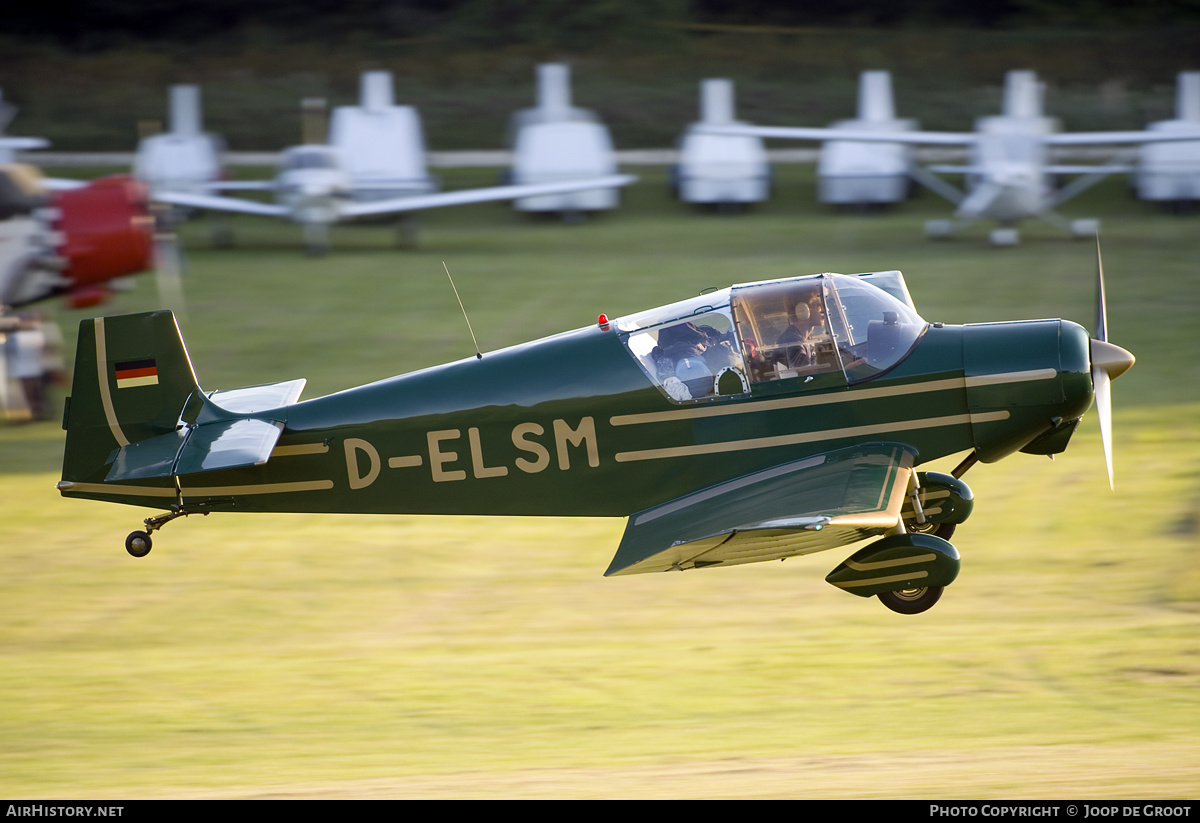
top-left (617, 273), bottom-right (927, 403)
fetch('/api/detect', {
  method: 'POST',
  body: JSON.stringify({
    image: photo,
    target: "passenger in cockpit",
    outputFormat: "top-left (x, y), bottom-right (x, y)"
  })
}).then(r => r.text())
top-left (653, 321), bottom-right (736, 379)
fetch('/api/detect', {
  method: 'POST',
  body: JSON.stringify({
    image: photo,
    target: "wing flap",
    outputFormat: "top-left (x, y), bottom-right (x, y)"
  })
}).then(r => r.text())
top-left (605, 443), bottom-right (916, 576)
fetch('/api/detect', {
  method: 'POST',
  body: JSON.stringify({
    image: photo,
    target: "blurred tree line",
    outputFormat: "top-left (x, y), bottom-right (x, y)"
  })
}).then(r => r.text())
top-left (3, 0), bottom-right (1196, 150)
top-left (5, 0), bottom-right (1199, 51)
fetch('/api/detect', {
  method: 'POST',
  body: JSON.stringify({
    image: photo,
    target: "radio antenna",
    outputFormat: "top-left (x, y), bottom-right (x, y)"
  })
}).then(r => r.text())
top-left (443, 261), bottom-right (482, 360)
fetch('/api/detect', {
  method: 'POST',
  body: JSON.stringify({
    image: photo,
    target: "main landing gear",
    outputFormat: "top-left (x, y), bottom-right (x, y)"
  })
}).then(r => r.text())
top-left (124, 505), bottom-right (207, 557)
top-left (826, 464), bottom-right (977, 614)
top-left (878, 585), bottom-right (945, 615)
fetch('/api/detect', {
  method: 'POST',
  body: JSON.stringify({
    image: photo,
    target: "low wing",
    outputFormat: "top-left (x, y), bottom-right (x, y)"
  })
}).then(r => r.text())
top-left (605, 443), bottom-right (916, 576)
top-left (338, 174), bottom-right (638, 218)
top-left (151, 189), bottom-right (289, 217)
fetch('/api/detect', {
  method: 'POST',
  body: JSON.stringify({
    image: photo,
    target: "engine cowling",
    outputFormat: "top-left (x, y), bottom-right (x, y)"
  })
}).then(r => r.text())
top-left (53, 176), bottom-right (154, 307)
top-left (0, 172), bottom-right (154, 308)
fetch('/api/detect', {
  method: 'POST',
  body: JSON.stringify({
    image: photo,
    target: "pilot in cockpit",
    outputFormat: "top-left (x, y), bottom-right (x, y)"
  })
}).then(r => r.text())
top-left (776, 301), bottom-right (820, 369)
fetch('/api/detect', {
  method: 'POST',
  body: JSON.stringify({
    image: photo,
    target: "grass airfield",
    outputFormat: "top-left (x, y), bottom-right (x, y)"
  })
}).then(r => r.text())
top-left (2, 166), bottom-right (1198, 798)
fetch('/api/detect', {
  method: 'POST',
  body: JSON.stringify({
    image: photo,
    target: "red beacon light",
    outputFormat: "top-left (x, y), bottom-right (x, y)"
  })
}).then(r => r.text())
top-left (597, 313), bottom-right (610, 331)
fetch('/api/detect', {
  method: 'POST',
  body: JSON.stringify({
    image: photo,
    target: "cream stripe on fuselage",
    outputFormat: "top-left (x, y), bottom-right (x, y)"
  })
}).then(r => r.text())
top-left (610, 371), bottom-right (1053, 428)
top-left (608, 370), bottom-right (1050, 464)
top-left (58, 479), bottom-right (335, 499)
top-left (610, 377), bottom-right (967, 427)
top-left (614, 411), bottom-right (1009, 463)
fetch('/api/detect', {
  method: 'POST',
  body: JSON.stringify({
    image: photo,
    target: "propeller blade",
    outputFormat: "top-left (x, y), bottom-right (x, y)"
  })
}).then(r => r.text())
top-left (1092, 365), bottom-right (1114, 491)
top-left (153, 229), bottom-right (187, 320)
top-left (1088, 235), bottom-right (1133, 490)
top-left (1095, 234), bottom-right (1108, 343)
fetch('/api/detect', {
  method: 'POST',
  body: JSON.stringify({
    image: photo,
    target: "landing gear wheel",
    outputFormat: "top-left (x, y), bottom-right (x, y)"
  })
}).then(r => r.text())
top-left (125, 530), bottom-right (152, 558)
top-left (906, 520), bottom-right (956, 541)
top-left (878, 585), bottom-right (943, 615)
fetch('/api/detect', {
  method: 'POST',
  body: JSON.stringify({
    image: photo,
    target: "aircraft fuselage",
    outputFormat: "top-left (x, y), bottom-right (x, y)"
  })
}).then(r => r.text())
top-left (60, 308), bottom-right (1094, 519)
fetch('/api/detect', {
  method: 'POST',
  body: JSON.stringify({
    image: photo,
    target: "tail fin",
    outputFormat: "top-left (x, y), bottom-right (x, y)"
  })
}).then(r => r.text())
top-left (60, 311), bottom-right (201, 487)
top-left (60, 311), bottom-right (307, 500)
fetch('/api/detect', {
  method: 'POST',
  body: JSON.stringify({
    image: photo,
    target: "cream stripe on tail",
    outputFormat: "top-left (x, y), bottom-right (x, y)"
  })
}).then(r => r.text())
top-left (93, 318), bottom-right (130, 448)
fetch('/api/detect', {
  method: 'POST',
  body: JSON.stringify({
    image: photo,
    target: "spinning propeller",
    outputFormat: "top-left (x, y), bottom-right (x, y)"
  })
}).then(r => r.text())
top-left (150, 204), bottom-right (188, 320)
top-left (1088, 237), bottom-right (1136, 490)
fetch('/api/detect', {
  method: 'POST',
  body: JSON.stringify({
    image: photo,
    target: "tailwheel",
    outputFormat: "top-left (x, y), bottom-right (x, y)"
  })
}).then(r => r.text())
top-left (125, 530), bottom-right (153, 558)
top-left (123, 506), bottom-right (206, 557)
top-left (878, 585), bottom-right (944, 615)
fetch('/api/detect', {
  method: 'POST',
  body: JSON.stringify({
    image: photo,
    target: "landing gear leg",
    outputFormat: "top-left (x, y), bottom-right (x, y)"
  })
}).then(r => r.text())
top-left (303, 223), bottom-right (330, 256)
top-left (124, 505), bottom-right (207, 557)
top-left (903, 471), bottom-right (958, 540)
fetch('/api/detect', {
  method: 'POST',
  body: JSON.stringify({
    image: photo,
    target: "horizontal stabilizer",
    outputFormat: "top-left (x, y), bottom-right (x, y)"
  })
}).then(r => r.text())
top-left (606, 444), bottom-right (915, 576)
top-left (208, 379), bottom-right (306, 413)
top-left (107, 418), bottom-right (283, 482)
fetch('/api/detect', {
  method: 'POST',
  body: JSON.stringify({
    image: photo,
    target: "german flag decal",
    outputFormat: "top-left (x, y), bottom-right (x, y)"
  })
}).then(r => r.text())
top-left (114, 358), bottom-right (158, 388)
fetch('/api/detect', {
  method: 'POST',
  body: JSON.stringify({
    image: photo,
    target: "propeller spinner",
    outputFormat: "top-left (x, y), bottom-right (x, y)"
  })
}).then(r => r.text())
top-left (1089, 237), bottom-right (1136, 490)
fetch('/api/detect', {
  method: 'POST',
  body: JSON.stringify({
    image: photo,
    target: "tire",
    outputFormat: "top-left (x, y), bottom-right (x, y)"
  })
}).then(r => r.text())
top-left (878, 585), bottom-right (944, 615)
top-left (906, 520), bottom-right (956, 541)
top-left (125, 530), bottom-right (152, 558)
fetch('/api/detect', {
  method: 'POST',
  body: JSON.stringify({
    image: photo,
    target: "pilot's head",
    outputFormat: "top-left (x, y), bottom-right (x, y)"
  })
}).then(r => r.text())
top-left (789, 302), bottom-right (811, 327)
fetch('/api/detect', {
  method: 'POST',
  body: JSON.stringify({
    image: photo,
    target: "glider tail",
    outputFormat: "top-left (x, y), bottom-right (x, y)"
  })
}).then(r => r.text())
top-left (60, 310), bottom-right (201, 487)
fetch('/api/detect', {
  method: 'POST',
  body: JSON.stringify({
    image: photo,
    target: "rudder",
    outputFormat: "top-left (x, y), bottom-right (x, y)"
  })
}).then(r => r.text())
top-left (60, 311), bottom-right (201, 487)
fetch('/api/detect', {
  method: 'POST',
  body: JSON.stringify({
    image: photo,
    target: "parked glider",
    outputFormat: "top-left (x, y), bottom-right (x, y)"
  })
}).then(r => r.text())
top-left (1134, 71), bottom-right (1200, 208)
top-left (57, 250), bottom-right (1132, 614)
top-left (134, 84), bottom-right (225, 201)
top-left (151, 143), bottom-right (635, 253)
top-left (145, 74), bottom-right (636, 253)
top-left (706, 70), bottom-right (1200, 244)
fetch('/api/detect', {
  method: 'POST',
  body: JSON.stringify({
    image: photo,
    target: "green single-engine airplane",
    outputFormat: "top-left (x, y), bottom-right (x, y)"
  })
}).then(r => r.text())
top-left (56, 257), bottom-right (1133, 614)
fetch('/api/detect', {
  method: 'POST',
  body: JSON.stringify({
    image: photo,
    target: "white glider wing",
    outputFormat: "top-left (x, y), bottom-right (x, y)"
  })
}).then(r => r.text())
top-left (712, 125), bottom-right (1200, 149)
top-left (150, 190), bottom-right (290, 218)
top-left (337, 174), bottom-right (638, 218)
top-left (1046, 130), bottom-right (1200, 146)
top-left (702, 124), bottom-right (976, 146)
